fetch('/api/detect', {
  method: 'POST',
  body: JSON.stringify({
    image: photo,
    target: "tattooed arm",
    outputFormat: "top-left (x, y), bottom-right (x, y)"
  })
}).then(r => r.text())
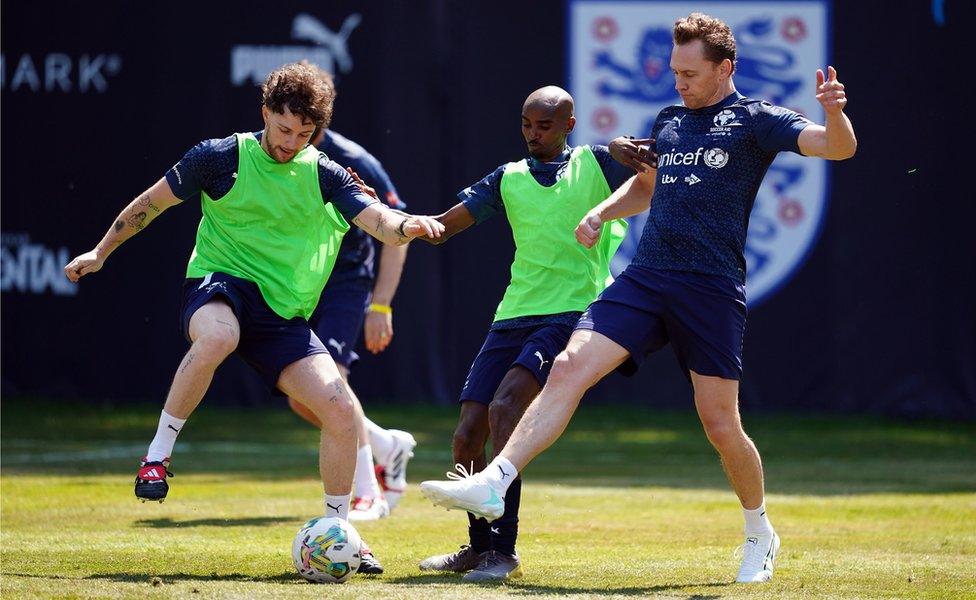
top-left (350, 203), bottom-right (444, 247)
top-left (64, 177), bottom-right (182, 282)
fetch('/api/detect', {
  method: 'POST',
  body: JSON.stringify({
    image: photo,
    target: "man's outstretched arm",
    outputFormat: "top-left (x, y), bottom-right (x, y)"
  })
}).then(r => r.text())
top-left (417, 203), bottom-right (476, 245)
top-left (64, 178), bottom-right (182, 282)
top-left (798, 66), bottom-right (857, 160)
top-left (351, 202), bottom-right (445, 246)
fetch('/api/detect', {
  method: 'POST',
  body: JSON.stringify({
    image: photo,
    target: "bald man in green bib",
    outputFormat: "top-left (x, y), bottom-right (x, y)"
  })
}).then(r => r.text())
top-left (417, 86), bottom-right (639, 581)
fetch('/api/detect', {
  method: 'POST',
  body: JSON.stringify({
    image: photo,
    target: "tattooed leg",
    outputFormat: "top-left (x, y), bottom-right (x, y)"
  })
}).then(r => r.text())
top-left (277, 353), bottom-right (357, 495)
top-left (162, 300), bottom-right (239, 419)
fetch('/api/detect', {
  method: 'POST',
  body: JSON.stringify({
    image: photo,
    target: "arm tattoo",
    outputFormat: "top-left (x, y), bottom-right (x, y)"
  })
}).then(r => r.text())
top-left (114, 220), bottom-right (125, 232)
top-left (127, 212), bottom-right (148, 230)
top-left (355, 211), bottom-right (408, 243)
top-left (380, 210), bottom-right (408, 242)
top-left (138, 192), bottom-right (161, 214)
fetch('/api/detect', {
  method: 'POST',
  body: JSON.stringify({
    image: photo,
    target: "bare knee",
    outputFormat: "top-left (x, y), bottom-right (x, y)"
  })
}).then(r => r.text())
top-left (700, 413), bottom-right (746, 453)
top-left (547, 347), bottom-right (594, 391)
top-left (488, 395), bottom-right (516, 431)
top-left (191, 326), bottom-right (238, 364)
top-left (452, 411), bottom-right (489, 464)
top-left (314, 392), bottom-right (355, 432)
top-left (488, 391), bottom-right (531, 441)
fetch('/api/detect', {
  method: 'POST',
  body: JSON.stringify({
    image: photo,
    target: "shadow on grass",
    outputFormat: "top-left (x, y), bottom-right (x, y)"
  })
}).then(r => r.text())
top-left (5, 571), bottom-right (300, 584)
top-left (4, 400), bottom-right (974, 495)
top-left (133, 516), bottom-right (301, 528)
top-left (9, 571), bottom-right (726, 596)
top-left (387, 573), bottom-right (730, 597)
top-left (86, 572), bottom-right (300, 584)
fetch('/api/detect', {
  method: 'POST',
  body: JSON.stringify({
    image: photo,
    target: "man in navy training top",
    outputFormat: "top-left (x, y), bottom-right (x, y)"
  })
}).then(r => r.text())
top-left (416, 85), bottom-right (637, 582)
top-left (420, 12), bottom-right (857, 585)
top-left (286, 64), bottom-right (417, 526)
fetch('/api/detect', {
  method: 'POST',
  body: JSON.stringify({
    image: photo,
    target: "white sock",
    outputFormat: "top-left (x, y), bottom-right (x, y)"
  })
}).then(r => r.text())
top-left (354, 444), bottom-right (382, 498)
top-left (146, 410), bottom-right (186, 462)
top-left (743, 501), bottom-right (774, 536)
top-left (325, 493), bottom-right (352, 519)
top-left (482, 456), bottom-right (518, 494)
top-left (364, 416), bottom-right (395, 460)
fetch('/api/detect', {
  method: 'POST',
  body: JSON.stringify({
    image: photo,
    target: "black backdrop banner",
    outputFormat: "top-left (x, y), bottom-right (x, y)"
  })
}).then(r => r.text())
top-left (2, 1), bottom-right (973, 418)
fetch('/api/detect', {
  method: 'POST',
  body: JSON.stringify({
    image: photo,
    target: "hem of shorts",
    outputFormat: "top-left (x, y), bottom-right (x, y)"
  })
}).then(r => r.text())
top-left (490, 314), bottom-right (582, 331)
top-left (329, 352), bottom-right (360, 371)
top-left (685, 362), bottom-right (742, 382)
top-left (627, 262), bottom-right (745, 285)
top-left (574, 320), bottom-right (644, 372)
top-left (509, 359), bottom-right (548, 388)
top-left (458, 395), bottom-right (492, 406)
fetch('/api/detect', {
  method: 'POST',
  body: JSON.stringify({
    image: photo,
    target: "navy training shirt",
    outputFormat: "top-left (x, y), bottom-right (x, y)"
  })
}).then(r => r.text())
top-left (318, 130), bottom-right (406, 287)
top-left (633, 92), bottom-right (812, 284)
top-left (164, 132), bottom-right (378, 231)
top-left (458, 144), bottom-right (634, 330)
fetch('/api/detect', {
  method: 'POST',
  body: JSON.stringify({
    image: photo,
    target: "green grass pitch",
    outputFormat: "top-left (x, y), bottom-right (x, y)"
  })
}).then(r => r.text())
top-left (2, 399), bottom-right (974, 599)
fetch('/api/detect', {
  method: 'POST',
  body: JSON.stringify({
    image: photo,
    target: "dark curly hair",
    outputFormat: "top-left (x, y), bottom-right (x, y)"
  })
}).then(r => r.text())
top-left (673, 13), bottom-right (737, 74)
top-left (261, 62), bottom-right (336, 128)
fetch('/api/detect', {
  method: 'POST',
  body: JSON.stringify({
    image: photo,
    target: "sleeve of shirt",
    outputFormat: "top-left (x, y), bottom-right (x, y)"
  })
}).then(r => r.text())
top-left (356, 155), bottom-right (406, 211)
top-left (318, 155), bottom-right (379, 222)
top-left (590, 144), bottom-right (635, 192)
top-left (458, 165), bottom-right (506, 224)
top-left (164, 135), bottom-right (237, 201)
top-left (752, 102), bottom-right (813, 155)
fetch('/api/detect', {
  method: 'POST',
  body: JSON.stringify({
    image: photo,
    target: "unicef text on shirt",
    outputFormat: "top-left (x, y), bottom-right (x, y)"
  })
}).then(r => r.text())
top-left (658, 147), bottom-right (729, 170)
top-left (658, 148), bottom-right (706, 167)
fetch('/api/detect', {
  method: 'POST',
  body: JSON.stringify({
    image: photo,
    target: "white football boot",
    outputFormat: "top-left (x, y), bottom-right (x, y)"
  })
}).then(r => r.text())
top-left (736, 531), bottom-right (780, 583)
top-left (420, 463), bottom-right (505, 521)
top-left (376, 429), bottom-right (416, 510)
top-left (348, 496), bottom-right (390, 521)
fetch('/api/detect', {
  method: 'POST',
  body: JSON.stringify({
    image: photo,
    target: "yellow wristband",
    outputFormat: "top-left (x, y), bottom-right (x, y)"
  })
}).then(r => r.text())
top-left (368, 303), bottom-right (392, 315)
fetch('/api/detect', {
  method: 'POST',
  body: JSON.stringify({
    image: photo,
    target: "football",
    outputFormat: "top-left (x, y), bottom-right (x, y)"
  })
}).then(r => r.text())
top-left (292, 516), bottom-right (363, 583)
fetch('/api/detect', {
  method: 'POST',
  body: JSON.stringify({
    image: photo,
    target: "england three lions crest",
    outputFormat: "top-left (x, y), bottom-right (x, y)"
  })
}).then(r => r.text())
top-left (570, 1), bottom-right (829, 307)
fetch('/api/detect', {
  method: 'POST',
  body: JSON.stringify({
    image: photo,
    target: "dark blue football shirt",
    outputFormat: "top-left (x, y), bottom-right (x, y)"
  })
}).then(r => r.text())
top-left (459, 144), bottom-right (633, 330)
top-left (634, 92), bottom-right (812, 283)
top-left (317, 130), bottom-right (406, 287)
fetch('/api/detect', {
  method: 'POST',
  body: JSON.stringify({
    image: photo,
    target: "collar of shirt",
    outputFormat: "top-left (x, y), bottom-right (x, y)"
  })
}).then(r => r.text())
top-left (689, 91), bottom-right (745, 115)
top-left (526, 146), bottom-right (573, 171)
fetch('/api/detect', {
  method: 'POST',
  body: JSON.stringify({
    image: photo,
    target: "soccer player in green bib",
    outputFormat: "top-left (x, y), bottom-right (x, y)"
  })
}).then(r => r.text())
top-left (417, 86), bottom-right (636, 581)
top-left (64, 63), bottom-right (443, 572)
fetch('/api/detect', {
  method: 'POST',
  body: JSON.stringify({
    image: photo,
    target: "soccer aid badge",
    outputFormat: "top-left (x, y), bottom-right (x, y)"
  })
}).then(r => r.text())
top-left (570, 1), bottom-right (829, 306)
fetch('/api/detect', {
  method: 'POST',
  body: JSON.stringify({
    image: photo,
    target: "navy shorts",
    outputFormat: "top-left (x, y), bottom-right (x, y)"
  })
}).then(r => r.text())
top-left (308, 280), bottom-right (371, 369)
top-left (180, 272), bottom-right (330, 395)
top-left (577, 265), bottom-right (747, 381)
top-left (460, 323), bottom-right (574, 405)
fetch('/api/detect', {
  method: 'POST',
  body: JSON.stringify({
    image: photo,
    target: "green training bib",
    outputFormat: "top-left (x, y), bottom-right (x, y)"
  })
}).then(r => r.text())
top-left (494, 145), bottom-right (627, 321)
top-left (186, 132), bottom-right (349, 319)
